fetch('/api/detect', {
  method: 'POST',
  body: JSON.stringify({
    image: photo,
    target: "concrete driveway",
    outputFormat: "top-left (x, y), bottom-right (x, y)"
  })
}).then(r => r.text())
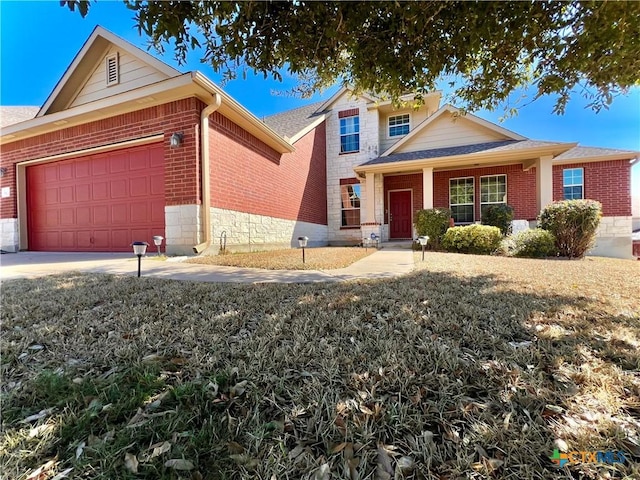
top-left (0, 248), bottom-right (415, 283)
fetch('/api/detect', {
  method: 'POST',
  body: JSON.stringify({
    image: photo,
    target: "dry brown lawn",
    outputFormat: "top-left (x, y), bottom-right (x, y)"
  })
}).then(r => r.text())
top-left (1, 253), bottom-right (638, 479)
top-left (186, 246), bottom-right (374, 270)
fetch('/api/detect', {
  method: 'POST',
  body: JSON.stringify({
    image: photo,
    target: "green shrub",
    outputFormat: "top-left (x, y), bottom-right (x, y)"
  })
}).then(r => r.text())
top-left (441, 224), bottom-right (503, 255)
top-left (414, 208), bottom-right (451, 250)
top-left (512, 229), bottom-right (557, 258)
top-left (481, 204), bottom-right (514, 235)
top-left (538, 200), bottom-right (602, 258)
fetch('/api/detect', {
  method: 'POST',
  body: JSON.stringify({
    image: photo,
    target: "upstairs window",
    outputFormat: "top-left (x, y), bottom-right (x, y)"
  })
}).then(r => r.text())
top-left (106, 53), bottom-right (119, 86)
top-left (339, 110), bottom-right (360, 153)
top-left (450, 177), bottom-right (474, 224)
top-left (563, 168), bottom-right (584, 199)
top-left (388, 114), bottom-right (410, 137)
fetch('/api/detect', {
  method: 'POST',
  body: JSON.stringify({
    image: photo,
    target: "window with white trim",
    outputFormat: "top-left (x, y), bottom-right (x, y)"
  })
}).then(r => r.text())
top-left (106, 53), bottom-right (119, 86)
top-left (340, 115), bottom-right (360, 153)
top-left (388, 114), bottom-right (410, 137)
top-left (480, 175), bottom-right (507, 217)
top-left (563, 168), bottom-right (584, 199)
top-left (340, 183), bottom-right (361, 227)
top-left (450, 177), bottom-right (474, 223)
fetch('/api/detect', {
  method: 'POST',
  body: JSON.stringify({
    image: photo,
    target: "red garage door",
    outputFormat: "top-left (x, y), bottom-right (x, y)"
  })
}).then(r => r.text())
top-left (27, 143), bottom-right (165, 252)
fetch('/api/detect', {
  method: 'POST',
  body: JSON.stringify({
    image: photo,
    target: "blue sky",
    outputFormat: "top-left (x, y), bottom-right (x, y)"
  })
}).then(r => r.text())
top-left (1, 1), bottom-right (639, 191)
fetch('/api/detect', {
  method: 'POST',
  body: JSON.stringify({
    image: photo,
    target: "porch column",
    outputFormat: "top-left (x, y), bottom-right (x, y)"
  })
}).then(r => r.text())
top-left (422, 167), bottom-right (434, 209)
top-left (364, 172), bottom-right (376, 223)
top-left (536, 155), bottom-right (553, 213)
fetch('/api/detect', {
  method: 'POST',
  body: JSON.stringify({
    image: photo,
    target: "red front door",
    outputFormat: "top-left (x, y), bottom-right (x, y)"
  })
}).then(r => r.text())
top-left (389, 190), bottom-right (412, 239)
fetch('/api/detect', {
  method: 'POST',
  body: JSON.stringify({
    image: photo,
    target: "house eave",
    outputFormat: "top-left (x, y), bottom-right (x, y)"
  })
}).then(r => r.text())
top-left (1, 72), bottom-right (296, 155)
top-left (191, 72), bottom-right (294, 154)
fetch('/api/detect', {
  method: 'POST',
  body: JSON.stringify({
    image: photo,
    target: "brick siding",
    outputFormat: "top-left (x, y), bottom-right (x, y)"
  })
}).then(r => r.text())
top-left (434, 164), bottom-right (538, 221)
top-left (552, 160), bottom-right (631, 216)
top-left (209, 118), bottom-right (327, 225)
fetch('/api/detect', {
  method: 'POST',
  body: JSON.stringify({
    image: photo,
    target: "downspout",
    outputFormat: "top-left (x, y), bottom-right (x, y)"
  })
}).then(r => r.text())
top-left (193, 93), bottom-right (222, 254)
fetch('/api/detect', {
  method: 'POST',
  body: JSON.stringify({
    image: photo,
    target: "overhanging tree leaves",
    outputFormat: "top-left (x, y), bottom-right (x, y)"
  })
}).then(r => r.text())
top-left (63, 0), bottom-right (640, 113)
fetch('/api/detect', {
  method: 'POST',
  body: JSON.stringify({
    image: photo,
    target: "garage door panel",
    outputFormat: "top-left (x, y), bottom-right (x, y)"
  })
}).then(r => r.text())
top-left (60, 208), bottom-right (75, 225)
top-left (129, 149), bottom-right (148, 170)
top-left (60, 186), bottom-right (74, 203)
top-left (44, 166), bottom-right (58, 182)
top-left (77, 231), bottom-right (92, 248)
top-left (110, 154), bottom-right (128, 173)
top-left (76, 184), bottom-right (91, 202)
top-left (130, 177), bottom-right (148, 196)
top-left (60, 231), bottom-right (76, 249)
top-left (77, 207), bottom-right (91, 225)
top-left (92, 157), bottom-right (108, 176)
top-left (28, 142), bottom-right (165, 252)
top-left (130, 202), bottom-right (148, 223)
top-left (75, 161), bottom-right (90, 178)
top-left (93, 230), bottom-right (110, 248)
top-left (59, 163), bottom-right (74, 180)
top-left (111, 204), bottom-right (128, 224)
top-left (93, 182), bottom-right (108, 200)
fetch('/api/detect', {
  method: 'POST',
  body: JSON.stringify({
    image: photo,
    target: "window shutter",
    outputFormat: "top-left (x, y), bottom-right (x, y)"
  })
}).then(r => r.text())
top-left (106, 53), bottom-right (119, 86)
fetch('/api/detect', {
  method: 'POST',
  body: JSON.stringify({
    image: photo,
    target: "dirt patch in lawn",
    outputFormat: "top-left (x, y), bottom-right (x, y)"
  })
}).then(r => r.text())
top-left (1, 254), bottom-right (639, 479)
top-left (186, 246), bottom-right (374, 270)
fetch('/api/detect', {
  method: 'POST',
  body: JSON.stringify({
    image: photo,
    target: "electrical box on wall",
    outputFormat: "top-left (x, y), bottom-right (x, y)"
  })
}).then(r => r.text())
top-left (1, 187), bottom-right (10, 198)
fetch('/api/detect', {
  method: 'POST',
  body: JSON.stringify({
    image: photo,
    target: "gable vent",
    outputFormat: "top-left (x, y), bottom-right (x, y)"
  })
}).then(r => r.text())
top-left (106, 53), bottom-right (119, 86)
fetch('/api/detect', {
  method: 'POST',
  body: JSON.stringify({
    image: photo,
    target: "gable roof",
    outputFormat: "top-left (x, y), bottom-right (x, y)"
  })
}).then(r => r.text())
top-left (382, 104), bottom-right (526, 156)
top-left (263, 101), bottom-right (327, 140)
top-left (0, 106), bottom-right (39, 128)
top-left (314, 86), bottom-right (380, 113)
top-left (38, 26), bottom-right (181, 116)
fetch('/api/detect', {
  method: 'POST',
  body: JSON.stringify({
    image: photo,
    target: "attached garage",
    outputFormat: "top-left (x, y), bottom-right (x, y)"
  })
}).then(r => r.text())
top-left (26, 143), bottom-right (164, 252)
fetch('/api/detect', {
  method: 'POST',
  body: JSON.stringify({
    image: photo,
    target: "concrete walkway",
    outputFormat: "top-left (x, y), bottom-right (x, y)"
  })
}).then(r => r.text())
top-left (0, 246), bottom-right (415, 283)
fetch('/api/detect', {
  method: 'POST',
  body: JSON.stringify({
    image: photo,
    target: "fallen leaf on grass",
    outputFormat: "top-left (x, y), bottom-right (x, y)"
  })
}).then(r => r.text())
top-left (124, 453), bottom-right (139, 473)
top-left (312, 463), bottom-right (331, 480)
top-left (148, 441), bottom-right (172, 459)
top-left (26, 460), bottom-right (56, 480)
top-left (228, 454), bottom-right (259, 469)
top-left (50, 468), bottom-right (73, 480)
top-left (75, 441), bottom-right (86, 459)
top-left (22, 408), bottom-right (55, 423)
top-left (164, 459), bottom-right (195, 470)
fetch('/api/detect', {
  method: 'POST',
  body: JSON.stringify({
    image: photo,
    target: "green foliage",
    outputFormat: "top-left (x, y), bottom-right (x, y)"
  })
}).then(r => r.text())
top-left (538, 200), bottom-right (602, 258)
top-left (481, 204), bottom-right (514, 235)
top-left (441, 224), bottom-right (503, 255)
top-left (512, 229), bottom-right (557, 258)
top-left (414, 208), bottom-right (451, 250)
top-left (66, 1), bottom-right (640, 113)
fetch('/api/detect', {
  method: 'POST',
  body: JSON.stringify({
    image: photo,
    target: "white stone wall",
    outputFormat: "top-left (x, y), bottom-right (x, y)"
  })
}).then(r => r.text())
top-left (0, 218), bottom-right (18, 252)
top-left (210, 207), bottom-right (328, 253)
top-left (165, 204), bottom-right (202, 255)
top-left (591, 216), bottom-right (633, 259)
top-left (326, 93), bottom-right (380, 244)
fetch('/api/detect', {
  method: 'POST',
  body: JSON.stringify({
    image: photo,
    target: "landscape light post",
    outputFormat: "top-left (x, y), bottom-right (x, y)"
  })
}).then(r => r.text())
top-left (153, 235), bottom-right (164, 256)
top-left (298, 236), bottom-right (308, 264)
top-left (418, 236), bottom-right (429, 261)
top-left (131, 241), bottom-right (149, 277)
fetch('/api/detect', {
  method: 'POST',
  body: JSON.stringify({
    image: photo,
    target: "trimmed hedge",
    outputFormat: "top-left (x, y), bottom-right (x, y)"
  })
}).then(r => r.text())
top-left (538, 200), bottom-right (602, 258)
top-left (414, 208), bottom-right (451, 250)
top-left (441, 224), bottom-right (502, 255)
top-left (481, 204), bottom-right (514, 235)
top-left (512, 229), bottom-right (557, 258)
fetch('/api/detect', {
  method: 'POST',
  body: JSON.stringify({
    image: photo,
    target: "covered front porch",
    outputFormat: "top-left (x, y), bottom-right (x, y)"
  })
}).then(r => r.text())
top-left (355, 140), bottom-right (568, 242)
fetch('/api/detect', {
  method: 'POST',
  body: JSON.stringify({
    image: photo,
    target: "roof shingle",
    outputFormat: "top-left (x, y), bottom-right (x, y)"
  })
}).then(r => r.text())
top-left (262, 101), bottom-right (326, 139)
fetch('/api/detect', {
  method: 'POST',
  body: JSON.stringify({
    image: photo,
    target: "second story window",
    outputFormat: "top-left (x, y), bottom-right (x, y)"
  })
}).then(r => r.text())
top-left (339, 110), bottom-right (360, 153)
top-left (388, 114), bottom-right (410, 137)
